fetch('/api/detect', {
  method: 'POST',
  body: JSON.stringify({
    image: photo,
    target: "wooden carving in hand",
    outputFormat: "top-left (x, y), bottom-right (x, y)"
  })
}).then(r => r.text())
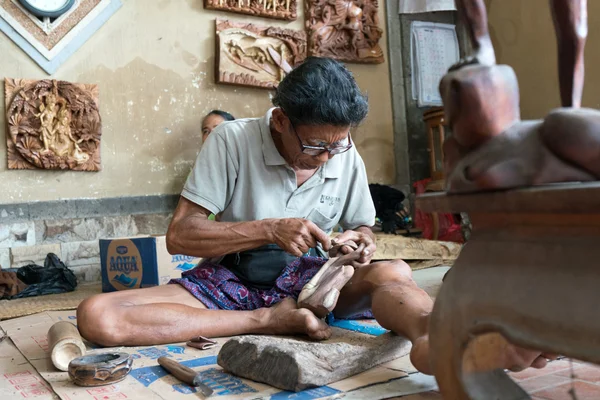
top-left (297, 240), bottom-right (363, 318)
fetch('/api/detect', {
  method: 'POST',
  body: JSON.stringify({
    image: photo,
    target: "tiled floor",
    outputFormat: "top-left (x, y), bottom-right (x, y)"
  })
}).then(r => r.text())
top-left (389, 392), bottom-right (442, 399)
top-left (390, 359), bottom-right (600, 399)
top-left (512, 359), bottom-right (600, 400)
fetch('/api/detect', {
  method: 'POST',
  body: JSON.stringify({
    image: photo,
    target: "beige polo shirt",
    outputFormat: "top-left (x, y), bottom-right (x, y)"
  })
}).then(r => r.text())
top-left (182, 108), bottom-right (376, 235)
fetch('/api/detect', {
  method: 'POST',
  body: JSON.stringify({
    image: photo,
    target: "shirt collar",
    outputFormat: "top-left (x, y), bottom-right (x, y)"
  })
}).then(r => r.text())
top-left (260, 107), bottom-right (347, 179)
top-left (321, 151), bottom-right (344, 179)
top-left (260, 108), bottom-right (287, 166)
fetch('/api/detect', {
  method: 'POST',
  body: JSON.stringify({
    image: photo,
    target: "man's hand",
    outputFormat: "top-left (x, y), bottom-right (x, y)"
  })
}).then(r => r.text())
top-left (267, 218), bottom-right (331, 257)
top-left (332, 227), bottom-right (376, 268)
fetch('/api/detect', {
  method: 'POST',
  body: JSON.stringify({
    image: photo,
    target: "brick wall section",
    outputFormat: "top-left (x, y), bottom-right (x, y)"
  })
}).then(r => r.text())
top-left (0, 196), bottom-right (177, 283)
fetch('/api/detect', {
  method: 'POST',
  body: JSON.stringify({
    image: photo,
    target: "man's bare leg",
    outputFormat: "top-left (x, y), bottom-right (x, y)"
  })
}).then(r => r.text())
top-left (452, 0), bottom-right (496, 69)
top-left (334, 260), bottom-right (551, 374)
top-left (550, 0), bottom-right (587, 108)
top-left (77, 284), bottom-right (331, 347)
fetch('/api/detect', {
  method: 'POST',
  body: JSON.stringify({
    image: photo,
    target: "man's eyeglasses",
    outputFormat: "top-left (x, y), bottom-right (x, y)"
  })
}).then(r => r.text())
top-left (289, 121), bottom-right (353, 156)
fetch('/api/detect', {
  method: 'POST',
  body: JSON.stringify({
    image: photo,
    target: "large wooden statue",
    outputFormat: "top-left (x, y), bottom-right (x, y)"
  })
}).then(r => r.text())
top-left (417, 0), bottom-right (600, 399)
top-left (443, 0), bottom-right (599, 194)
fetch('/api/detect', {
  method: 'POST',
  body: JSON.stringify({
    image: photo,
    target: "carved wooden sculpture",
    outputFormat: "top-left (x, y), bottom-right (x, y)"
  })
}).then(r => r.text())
top-left (305, 0), bottom-right (383, 64)
top-left (444, 0), bottom-right (596, 193)
top-left (205, 0), bottom-right (297, 22)
top-left (417, 0), bottom-right (600, 399)
top-left (4, 78), bottom-right (101, 171)
top-left (215, 19), bottom-right (307, 90)
top-left (297, 240), bottom-right (361, 318)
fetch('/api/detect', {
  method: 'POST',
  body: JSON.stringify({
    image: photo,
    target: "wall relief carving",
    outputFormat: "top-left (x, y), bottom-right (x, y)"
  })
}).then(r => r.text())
top-left (4, 78), bottom-right (102, 171)
top-left (215, 19), bottom-right (307, 90)
top-left (205, 0), bottom-right (297, 21)
top-left (305, 0), bottom-right (384, 64)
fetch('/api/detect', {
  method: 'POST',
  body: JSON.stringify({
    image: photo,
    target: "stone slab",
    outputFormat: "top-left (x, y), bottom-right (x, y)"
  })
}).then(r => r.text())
top-left (217, 328), bottom-right (412, 392)
top-left (133, 213), bottom-right (172, 235)
top-left (0, 194), bottom-right (179, 224)
top-left (38, 216), bottom-right (137, 243)
top-left (0, 248), bottom-right (10, 269)
top-left (70, 264), bottom-right (101, 283)
top-left (0, 222), bottom-right (35, 249)
top-left (60, 240), bottom-right (100, 267)
top-left (10, 244), bottom-right (61, 268)
top-left (0, 204), bottom-right (27, 223)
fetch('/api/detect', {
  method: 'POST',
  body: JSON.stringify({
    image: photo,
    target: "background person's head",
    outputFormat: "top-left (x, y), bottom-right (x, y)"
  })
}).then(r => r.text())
top-left (271, 57), bottom-right (369, 170)
top-left (202, 110), bottom-right (235, 142)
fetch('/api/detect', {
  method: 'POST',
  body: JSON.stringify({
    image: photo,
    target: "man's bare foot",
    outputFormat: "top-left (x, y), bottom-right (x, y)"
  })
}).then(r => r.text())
top-left (298, 251), bottom-right (359, 318)
top-left (414, 333), bottom-right (557, 376)
top-left (259, 298), bottom-right (332, 340)
top-left (461, 333), bottom-right (555, 375)
top-left (503, 345), bottom-right (555, 372)
top-left (410, 336), bottom-right (433, 375)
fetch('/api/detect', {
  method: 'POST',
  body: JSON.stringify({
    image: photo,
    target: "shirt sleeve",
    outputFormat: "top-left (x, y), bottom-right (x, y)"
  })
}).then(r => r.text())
top-left (339, 155), bottom-right (376, 230)
top-left (181, 128), bottom-right (239, 215)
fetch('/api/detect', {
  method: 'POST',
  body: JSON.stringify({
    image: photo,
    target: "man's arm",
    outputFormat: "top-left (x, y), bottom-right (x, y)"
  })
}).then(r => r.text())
top-left (166, 197), bottom-right (331, 258)
top-left (166, 197), bottom-right (272, 258)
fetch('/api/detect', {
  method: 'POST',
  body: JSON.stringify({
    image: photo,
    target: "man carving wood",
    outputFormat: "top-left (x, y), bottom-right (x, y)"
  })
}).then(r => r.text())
top-left (77, 57), bottom-right (550, 375)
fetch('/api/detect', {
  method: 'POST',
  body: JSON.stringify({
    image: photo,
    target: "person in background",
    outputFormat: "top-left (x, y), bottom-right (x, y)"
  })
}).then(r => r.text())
top-left (201, 110), bottom-right (235, 221)
top-left (202, 110), bottom-right (235, 142)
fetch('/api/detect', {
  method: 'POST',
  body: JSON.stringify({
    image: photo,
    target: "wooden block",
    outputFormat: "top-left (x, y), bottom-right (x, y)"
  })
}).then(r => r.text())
top-left (47, 321), bottom-right (86, 372)
top-left (371, 233), bottom-right (462, 261)
top-left (217, 329), bottom-right (411, 392)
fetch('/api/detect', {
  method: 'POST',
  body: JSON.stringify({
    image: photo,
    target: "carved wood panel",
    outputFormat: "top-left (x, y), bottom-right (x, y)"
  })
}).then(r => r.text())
top-left (205, 0), bottom-right (297, 21)
top-left (215, 19), bottom-right (307, 90)
top-left (305, 0), bottom-right (384, 64)
top-left (4, 78), bottom-right (102, 171)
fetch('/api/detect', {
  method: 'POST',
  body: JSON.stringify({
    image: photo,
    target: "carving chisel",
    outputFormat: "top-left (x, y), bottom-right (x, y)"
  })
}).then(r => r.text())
top-left (157, 356), bottom-right (214, 397)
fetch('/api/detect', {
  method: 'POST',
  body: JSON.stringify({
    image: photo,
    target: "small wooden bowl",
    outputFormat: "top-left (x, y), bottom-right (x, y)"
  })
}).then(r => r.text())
top-left (68, 352), bottom-right (133, 387)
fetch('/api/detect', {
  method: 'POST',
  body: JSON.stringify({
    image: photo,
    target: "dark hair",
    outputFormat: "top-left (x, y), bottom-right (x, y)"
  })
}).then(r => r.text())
top-left (272, 57), bottom-right (369, 127)
top-left (205, 110), bottom-right (235, 122)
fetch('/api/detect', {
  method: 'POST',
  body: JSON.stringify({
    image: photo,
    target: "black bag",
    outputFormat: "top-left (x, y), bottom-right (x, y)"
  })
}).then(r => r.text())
top-left (369, 184), bottom-right (412, 234)
top-left (221, 244), bottom-right (320, 290)
top-left (9, 253), bottom-right (78, 299)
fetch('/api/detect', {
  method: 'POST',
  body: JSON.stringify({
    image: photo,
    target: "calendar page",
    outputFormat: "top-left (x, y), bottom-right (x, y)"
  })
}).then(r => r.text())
top-left (410, 21), bottom-right (459, 107)
top-left (399, 0), bottom-right (455, 14)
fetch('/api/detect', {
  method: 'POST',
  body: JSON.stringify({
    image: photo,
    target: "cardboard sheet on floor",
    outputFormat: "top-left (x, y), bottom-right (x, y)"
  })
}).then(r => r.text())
top-left (0, 339), bottom-right (56, 399)
top-left (0, 311), bottom-right (434, 399)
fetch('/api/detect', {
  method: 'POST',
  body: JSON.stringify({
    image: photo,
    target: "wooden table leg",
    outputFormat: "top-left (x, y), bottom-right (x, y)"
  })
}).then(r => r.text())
top-left (429, 212), bottom-right (600, 399)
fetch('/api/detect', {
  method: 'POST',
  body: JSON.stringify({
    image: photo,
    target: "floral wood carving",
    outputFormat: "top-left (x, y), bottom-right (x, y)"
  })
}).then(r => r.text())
top-left (215, 19), bottom-right (307, 90)
top-left (305, 0), bottom-right (384, 64)
top-left (4, 78), bottom-right (101, 171)
top-left (205, 0), bottom-right (297, 21)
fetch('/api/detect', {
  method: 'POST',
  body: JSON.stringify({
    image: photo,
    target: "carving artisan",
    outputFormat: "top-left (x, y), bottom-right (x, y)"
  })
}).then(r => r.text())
top-left (77, 57), bottom-right (550, 375)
